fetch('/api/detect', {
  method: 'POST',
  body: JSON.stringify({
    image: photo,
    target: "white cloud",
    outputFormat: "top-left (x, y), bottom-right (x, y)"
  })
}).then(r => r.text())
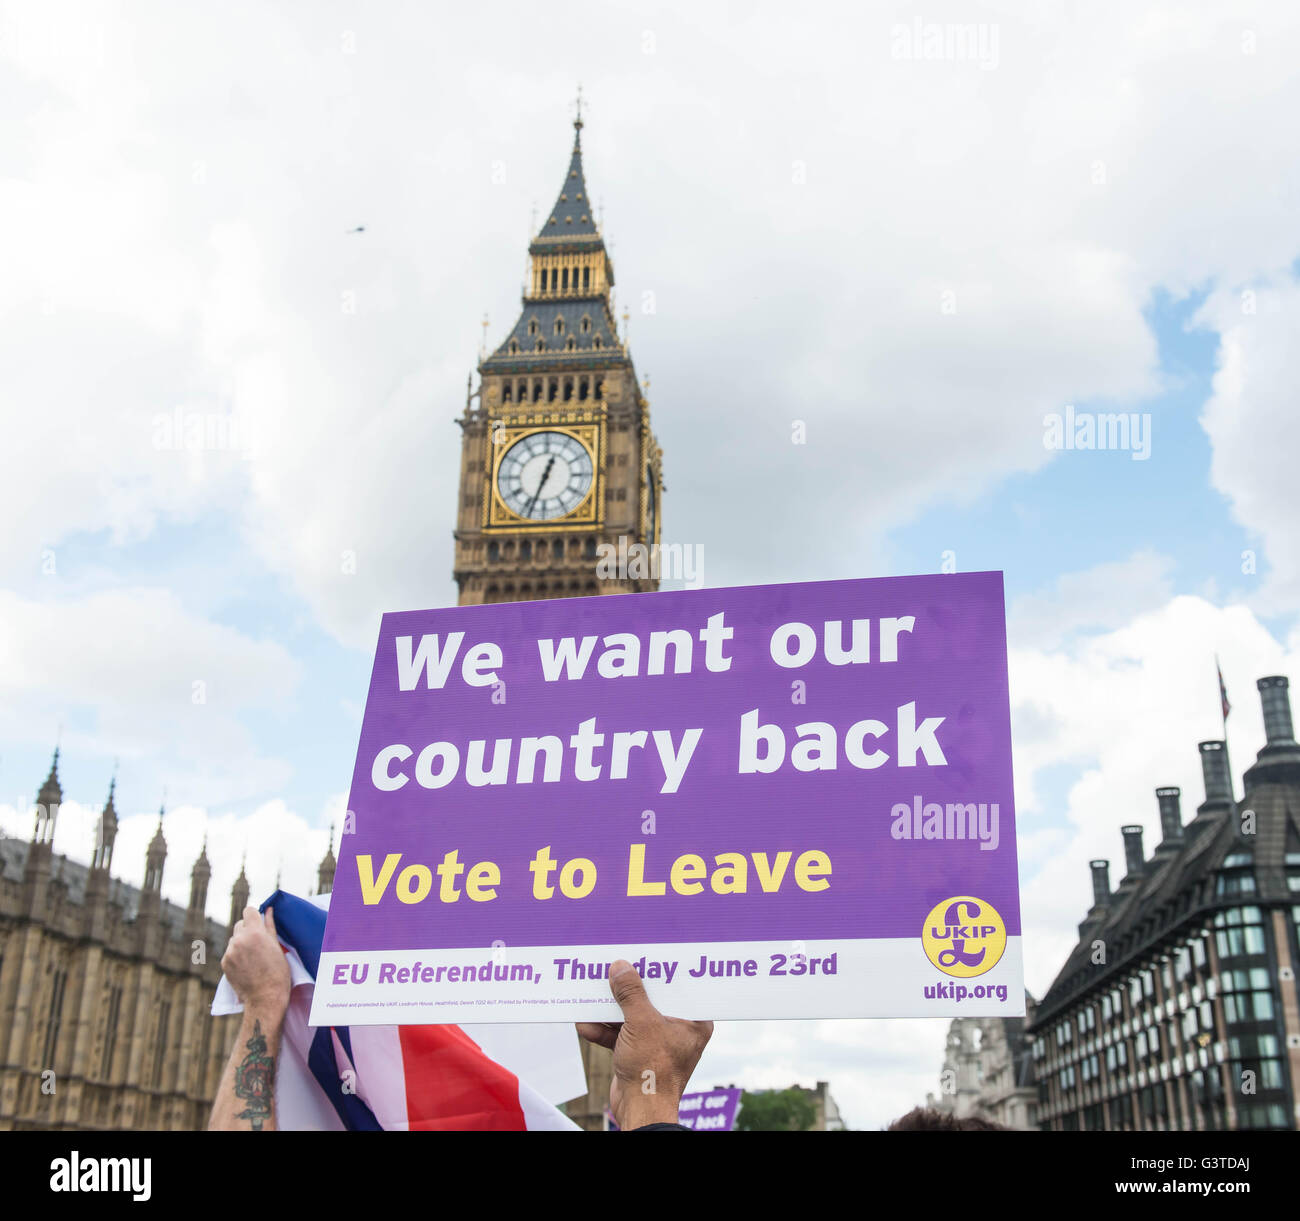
top-left (1196, 274), bottom-right (1300, 611)
top-left (0, 587), bottom-right (299, 804)
top-left (1009, 550), bottom-right (1175, 650)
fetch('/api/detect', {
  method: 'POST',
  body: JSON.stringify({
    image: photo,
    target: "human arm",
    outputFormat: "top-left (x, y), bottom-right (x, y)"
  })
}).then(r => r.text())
top-left (207, 906), bottom-right (292, 1131)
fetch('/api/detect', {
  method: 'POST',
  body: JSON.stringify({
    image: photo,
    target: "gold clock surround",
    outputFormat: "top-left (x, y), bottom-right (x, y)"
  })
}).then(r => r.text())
top-left (483, 418), bottom-right (604, 533)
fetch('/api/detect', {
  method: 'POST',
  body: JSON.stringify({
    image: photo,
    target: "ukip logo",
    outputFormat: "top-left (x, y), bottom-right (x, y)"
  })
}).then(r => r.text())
top-left (921, 896), bottom-right (1006, 979)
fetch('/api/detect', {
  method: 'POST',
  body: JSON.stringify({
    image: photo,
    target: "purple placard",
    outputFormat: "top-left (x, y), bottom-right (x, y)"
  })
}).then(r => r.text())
top-left (606, 1087), bottom-right (742, 1131)
top-left (676, 1087), bottom-right (743, 1131)
top-left (309, 573), bottom-right (1024, 1026)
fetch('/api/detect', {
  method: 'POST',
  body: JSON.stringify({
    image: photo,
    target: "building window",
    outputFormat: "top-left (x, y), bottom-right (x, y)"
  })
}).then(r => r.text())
top-left (101, 984), bottom-right (123, 1079)
top-left (1214, 906), bottom-right (1266, 958)
top-left (42, 968), bottom-right (68, 1069)
top-left (152, 1000), bottom-right (171, 1088)
top-left (1220, 967), bottom-right (1275, 1023)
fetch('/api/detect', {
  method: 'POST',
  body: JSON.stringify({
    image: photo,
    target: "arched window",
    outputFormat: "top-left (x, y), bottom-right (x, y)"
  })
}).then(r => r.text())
top-left (508, 340), bottom-right (519, 354)
top-left (580, 315), bottom-right (591, 334)
top-left (555, 317), bottom-right (565, 334)
top-left (528, 319), bottom-right (539, 336)
top-left (592, 335), bottom-right (602, 349)
top-left (578, 377), bottom-right (589, 401)
top-left (488, 541), bottom-right (500, 563)
top-left (551, 539), bottom-right (563, 559)
top-left (565, 337), bottom-right (576, 351)
top-left (535, 339), bottom-right (545, 352)
top-left (520, 539), bottom-right (532, 560)
top-left (502, 383), bottom-right (513, 402)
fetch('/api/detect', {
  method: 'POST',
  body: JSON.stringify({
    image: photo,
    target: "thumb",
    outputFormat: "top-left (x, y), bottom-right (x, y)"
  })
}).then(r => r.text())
top-left (263, 905), bottom-right (279, 938)
top-left (608, 959), bottom-right (657, 1024)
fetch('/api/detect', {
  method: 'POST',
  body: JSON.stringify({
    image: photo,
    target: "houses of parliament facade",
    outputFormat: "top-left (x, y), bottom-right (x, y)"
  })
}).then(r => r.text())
top-left (0, 110), bottom-right (658, 1132)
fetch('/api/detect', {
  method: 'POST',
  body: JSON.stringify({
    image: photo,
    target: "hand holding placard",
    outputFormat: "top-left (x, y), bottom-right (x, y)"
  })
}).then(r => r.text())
top-left (576, 960), bottom-right (713, 1131)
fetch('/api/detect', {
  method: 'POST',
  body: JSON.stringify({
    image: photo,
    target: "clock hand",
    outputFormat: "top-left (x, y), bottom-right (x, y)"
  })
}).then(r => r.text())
top-left (525, 455), bottom-right (557, 517)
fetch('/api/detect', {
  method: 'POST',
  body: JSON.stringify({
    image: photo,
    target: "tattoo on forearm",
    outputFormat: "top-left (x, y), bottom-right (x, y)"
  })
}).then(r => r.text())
top-left (234, 1020), bottom-right (275, 1130)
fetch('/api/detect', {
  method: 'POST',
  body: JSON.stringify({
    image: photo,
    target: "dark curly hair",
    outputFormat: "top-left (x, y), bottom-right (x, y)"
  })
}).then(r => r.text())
top-left (886, 1107), bottom-right (1010, 1131)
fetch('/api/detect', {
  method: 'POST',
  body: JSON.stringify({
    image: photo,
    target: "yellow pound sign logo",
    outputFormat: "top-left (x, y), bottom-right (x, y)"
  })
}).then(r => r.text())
top-left (922, 896), bottom-right (1006, 979)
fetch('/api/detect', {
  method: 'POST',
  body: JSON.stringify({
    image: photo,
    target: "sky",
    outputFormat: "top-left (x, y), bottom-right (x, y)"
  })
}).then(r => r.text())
top-left (3, 0), bottom-right (1300, 1129)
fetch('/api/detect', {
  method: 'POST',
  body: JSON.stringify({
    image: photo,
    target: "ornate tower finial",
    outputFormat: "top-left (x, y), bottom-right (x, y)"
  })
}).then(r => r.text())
top-left (144, 802), bottom-right (167, 892)
top-left (317, 824), bottom-right (338, 896)
top-left (35, 746), bottom-right (63, 845)
top-left (573, 84), bottom-right (584, 146)
top-left (229, 850), bottom-right (251, 929)
top-left (188, 831), bottom-right (211, 920)
top-left (93, 772), bottom-right (119, 871)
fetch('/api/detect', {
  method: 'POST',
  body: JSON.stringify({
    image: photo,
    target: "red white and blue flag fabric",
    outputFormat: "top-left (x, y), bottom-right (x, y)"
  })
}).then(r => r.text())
top-left (211, 891), bottom-right (583, 1130)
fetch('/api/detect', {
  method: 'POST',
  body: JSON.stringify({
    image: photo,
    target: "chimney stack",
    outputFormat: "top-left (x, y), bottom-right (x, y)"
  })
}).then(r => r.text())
top-left (1198, 740), bottom-right (1232, 805)
top-left (1258, 676), bottom-right (1295, 745)
top-left (1156, 787), bottom-right (1182, 842)
top-left (1121, 825), bottom-right (1145, 878)
top-left (1089, 859), bottom-right (1111, 907)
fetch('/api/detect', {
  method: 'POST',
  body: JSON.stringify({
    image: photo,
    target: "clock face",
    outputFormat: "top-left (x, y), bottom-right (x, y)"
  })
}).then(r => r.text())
top-left (496, 430), bottom-right (594, 521)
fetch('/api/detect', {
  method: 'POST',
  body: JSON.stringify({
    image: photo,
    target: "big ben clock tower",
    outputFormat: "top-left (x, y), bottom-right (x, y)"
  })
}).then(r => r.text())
top-left (453, 108), bottom-right (663, 607)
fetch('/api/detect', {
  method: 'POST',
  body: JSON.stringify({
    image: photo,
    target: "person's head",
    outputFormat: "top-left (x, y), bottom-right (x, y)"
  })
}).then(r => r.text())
top-left (886, 1106), bottom-right (1009, 1132)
